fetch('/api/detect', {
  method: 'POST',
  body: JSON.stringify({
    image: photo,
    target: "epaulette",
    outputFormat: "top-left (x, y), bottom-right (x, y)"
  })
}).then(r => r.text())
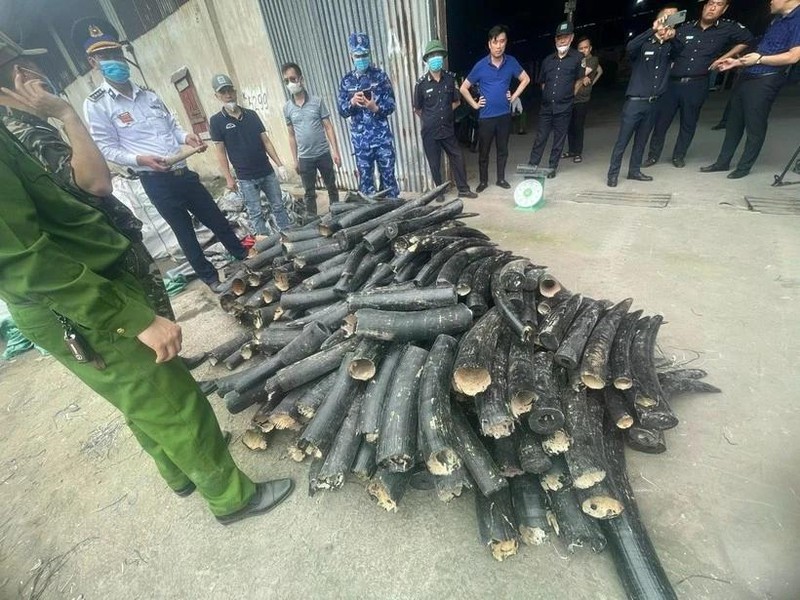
top-left (722, 18), bottom-right (747, 29)
top-left (87, 87), bottom-right (106, 102)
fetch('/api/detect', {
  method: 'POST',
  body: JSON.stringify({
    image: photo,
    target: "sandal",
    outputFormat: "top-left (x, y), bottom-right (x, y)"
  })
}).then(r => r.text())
top-left (573, 155), bottom-right (583, 163)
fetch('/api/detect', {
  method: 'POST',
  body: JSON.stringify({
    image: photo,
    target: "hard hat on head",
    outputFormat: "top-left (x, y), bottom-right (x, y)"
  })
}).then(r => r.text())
top-left (0, 30), bottom-right (47, 70)
top-left (71, 17), bottom-right (123, 55)
top-left (348, 32), bottom-right (370, 55)
top-left (422, 39), bottom-right (447, 61)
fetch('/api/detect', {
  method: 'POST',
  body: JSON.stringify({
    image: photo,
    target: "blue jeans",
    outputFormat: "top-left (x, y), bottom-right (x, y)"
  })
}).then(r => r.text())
top-left (237, 173), bottom-right (290, 234)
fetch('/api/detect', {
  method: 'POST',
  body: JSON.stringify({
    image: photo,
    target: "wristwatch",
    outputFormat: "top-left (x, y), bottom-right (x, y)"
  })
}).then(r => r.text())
top-left (756, 55), bottom-right (763, 65)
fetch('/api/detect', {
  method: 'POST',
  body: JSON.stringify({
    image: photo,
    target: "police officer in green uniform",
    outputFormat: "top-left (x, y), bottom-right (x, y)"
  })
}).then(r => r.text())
top-left (0, 32), bottom-right (293, 524)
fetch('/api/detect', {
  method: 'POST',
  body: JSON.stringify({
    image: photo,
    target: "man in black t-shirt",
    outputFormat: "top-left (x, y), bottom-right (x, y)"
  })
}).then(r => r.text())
top-left (209, 74), bottom-right (290, 235)
top-left (527, 22), bottom-right (585, 178)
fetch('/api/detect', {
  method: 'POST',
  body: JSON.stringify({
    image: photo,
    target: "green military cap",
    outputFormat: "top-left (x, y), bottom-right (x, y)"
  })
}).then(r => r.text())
top-left (422, 39), bottom-right (447, 61)
top-left (0, 30), bottom-right (47, 70)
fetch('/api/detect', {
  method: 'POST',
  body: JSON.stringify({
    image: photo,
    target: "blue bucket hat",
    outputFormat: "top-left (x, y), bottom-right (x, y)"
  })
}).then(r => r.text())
top-left (348, 32), bottom-right (370, 55)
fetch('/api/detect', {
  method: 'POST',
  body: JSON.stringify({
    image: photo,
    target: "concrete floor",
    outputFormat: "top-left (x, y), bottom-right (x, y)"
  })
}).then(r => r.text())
top-left (1, 87), bottom-right (799, 599)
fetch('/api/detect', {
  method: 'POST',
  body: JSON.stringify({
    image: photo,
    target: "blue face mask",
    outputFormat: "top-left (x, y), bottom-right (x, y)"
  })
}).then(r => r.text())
top-left (427, 56), bottom-right (444, 72)
top-left (99, 60), bottom-right (131, 84)
top-left (353, 56), bottom-right (370, 73)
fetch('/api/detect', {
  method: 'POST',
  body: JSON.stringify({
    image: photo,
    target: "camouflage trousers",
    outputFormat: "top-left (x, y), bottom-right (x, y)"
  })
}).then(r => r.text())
top-left (354, 142), bottom-right (400, 197)
top-left (119, 242), bottom-right (175, 321)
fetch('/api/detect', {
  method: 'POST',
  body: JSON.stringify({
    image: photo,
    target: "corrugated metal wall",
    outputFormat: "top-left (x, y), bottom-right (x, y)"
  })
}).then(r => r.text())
top-left (259, 0), bottom-right (441, 194)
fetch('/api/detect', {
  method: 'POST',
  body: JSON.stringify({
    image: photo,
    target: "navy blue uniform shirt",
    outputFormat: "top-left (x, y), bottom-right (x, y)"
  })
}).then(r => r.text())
top-left (414, 70), bottom-right (459, 139)
top-left (672, 19), bottom-right (754, 77)
top-left (209, 108), bottom-right (273, 180)
top-left (466, 54), bottom-right (525, 119)
top-left (748, 4), bottom-right (800, 76)
top-left (538, 48), bottom-right (584, 114)
top-left (625, 29), bottom-right (675, 98)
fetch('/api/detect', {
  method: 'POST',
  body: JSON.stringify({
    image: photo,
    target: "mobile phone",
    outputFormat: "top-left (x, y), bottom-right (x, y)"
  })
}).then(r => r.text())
top-left (664, 10), bottom-right (687, 28)
top-left (362, 89), bottom-right (372, 100)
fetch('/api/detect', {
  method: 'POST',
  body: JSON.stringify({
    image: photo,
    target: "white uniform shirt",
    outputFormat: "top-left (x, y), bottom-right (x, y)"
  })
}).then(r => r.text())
top-left (83, 80), bottom-right (189, 171)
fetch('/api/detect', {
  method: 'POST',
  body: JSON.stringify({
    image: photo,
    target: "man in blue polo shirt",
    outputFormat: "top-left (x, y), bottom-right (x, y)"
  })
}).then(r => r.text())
top-left (701, 0), bottom-right (800, 179)
top-left (209, 74), bottom-right (290, 235)
top-left (460, 25), bottom-right (531, 193)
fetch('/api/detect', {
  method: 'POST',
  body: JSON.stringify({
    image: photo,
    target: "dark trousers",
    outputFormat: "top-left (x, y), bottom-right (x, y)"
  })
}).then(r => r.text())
top-left (422, 133), bottom-right (471, 192)
top-left (139, 169), bottom-right (245, 284)
top-left (567, 102), bottom-right (590, 155)
top-left (477, 114), bottom-right (512, 184)
top-left (716, 73), bottom-right (785, 172)
top-left (298, 152), bottom-right (339, 219)
top-left (647, 78), bottom-right (708, 162)
top-left (528, 108), bottom-right (573, 169)
top-left (608, 99), bottom-right (658, 179)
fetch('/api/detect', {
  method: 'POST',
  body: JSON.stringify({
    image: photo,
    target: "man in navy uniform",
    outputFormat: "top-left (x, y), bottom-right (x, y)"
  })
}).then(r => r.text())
top-left (644, 0), bottom-right (753, 168)
top-left (413, 39), bottom-right (478, 199)
top-left (77, 18), bottom-right (247, 292)
top-left (337, 32), bottom-right (400, 197)
top-left (607, 6), bottom-right (679, 187)
top-left (702, 0), bottom-right (800, 179)
top-left (527, 22), bottom-right (585, 179)
top-left (460, 25), bottom-right (531, 193)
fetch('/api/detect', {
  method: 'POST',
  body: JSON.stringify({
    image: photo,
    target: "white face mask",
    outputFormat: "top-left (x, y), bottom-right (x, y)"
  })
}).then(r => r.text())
top-left (557, 44), bottom-right (570, 54)
top-left (224, 101), bottom-right (238, 111)
top-left (286, 81), bottom-right (303, 95)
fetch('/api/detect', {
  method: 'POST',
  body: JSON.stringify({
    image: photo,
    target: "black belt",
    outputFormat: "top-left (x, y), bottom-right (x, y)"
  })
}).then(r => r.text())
top-left (138, 167), bottom-right (188, 177)
top-left (627, 95), bottom-right (660, 103)
top-left (741, 70), bottom-right (782, 81)
top-left (670, 75), bottom-right (707, 83)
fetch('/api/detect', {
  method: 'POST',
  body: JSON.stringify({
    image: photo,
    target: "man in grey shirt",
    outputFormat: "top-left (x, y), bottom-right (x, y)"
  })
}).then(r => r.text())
top-left (282, 62), bottom-right (341, 220)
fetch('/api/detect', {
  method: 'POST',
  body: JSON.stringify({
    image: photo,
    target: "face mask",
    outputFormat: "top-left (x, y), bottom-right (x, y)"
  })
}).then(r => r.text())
top-left (353, 56), bottom-right (370, 73)
top-left (224, 101), bottom-right (238, 111)
top-left (19, 67), bottom-right (58, 95)
top-left (99, 59), bottom-right (131, 84)
top-left (427, 56), bottom-right (444, 72)
top-left (286, 81), bottom-right (303, 95)
top-left (556, 44), bottom-right (570, 54)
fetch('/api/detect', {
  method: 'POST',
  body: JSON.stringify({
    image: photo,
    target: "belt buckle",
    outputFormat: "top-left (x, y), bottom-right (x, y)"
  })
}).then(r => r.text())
top-left (648, 96), bottom-right (657, 103)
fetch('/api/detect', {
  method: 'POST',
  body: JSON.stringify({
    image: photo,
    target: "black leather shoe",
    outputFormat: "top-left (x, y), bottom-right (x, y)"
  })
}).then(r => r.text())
top-left (476, 182), bottom-right (488, 193)
top-left (727, 169), bottom-right (750, 179)
top-left (546, 170), bottom-right (557, 179)
top-left (459, 190), bottom-right (479, 199)
top-left (216, 479), bottom-right (294, 525)
top-left (207, 280), bottom-right (226, 293)
top-left (627, 172), bottom-right (653, 182)
top-left (700, 163), bottom-right (730, 173)
top-left (496, 180), bottom-right (511, 189)
top-left (643, 157), bottom-right (657, 168)
top-left (672, 157), bottom-right (686, 168)
top-left (607, 177), bottom-right (618, 187)
top-left (711, 123), bottom-right (726, 131)
top-left (174, 482), bottom-right (196, 497)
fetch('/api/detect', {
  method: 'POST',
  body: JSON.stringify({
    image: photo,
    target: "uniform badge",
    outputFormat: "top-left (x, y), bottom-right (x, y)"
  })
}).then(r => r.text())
top-left (118, 111), bottom-right (134, 124)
